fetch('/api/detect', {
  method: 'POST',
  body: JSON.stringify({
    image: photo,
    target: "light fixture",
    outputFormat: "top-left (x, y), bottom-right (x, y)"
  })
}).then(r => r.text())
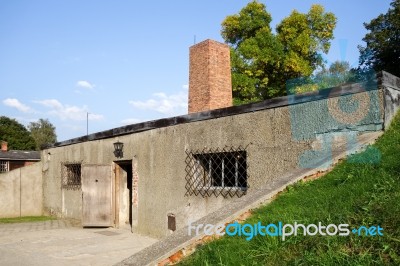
top-left (113, 141), bottom-right (124, 158)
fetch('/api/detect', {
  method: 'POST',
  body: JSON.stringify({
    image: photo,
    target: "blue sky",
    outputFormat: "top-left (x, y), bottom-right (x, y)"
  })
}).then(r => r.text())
top-left (0, 0), bottom-right (393, 141)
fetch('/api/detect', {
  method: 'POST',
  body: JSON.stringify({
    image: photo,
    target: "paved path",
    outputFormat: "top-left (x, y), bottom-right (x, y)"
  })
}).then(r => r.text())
top-left (0, 220), bottom-right (157, 266)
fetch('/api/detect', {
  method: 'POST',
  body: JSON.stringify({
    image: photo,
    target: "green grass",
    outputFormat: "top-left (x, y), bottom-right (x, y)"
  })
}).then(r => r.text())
top-left (180, 112), bottom-right (400, 266)
top-left (0, 216), bottom-right (56, 224)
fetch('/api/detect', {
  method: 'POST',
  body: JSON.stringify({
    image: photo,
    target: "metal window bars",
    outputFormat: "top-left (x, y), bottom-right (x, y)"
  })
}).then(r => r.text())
top-left (0, 160), bottom-right (9, 173)
top-left (61, 162), bottom-right (82, 190)
top-left (185, 146), bottom-right (248, 197)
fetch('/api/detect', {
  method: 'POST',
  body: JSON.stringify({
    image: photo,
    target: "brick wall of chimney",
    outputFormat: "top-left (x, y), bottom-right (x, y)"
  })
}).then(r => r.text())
top-left (1, 141), bottom-right (7, 152)
top-left (188, 39), bottom-right (232, 113)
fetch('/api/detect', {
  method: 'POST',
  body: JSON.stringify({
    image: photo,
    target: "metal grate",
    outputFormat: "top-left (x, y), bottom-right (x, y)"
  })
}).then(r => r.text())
top-left (61, 162), bottom-right (82, 190)
top-left (185, 146), bottom-right (248, 198)
top-left (0, 160), bottom-right (9, 173)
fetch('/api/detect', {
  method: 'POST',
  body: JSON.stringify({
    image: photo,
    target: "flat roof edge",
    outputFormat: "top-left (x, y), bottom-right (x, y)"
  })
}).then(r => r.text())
top-left (0, 158), bottom-right (40, 161)
top-left (52, 81), bottom-right (379, 148)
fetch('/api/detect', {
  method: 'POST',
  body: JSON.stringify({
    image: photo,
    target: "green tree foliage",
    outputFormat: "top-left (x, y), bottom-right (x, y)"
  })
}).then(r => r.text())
top-left (221, 1), bottom-right (337, 104)
top-left (315, 61), bottom-right (356, 88)
top-left (358, 0), bottom-right (400, 76)
top-left (0, 116), bottom-right (36, 150)
top-left (28, 119), bottom-right (57, 150)
top-left (288, 60), bottom-right (379, 96)
top-left (293, 61), bottom-right (355, 94)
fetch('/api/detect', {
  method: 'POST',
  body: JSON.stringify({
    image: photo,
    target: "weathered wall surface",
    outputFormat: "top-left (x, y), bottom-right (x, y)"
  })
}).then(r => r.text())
top-left (42, 142), bottom-right (92, 219)
top-left (290, 87), bottom-right (383, 141)
top-left (0, 169), bottom-right (20, 217)
top-left (133, 88), bottom-right (384, 237)
top-left (381, 71), bottom-right (400, 129)
top-left (42, 85), bottom-right (384, 238)
top-left (0, 162), bottom-right (42, 218)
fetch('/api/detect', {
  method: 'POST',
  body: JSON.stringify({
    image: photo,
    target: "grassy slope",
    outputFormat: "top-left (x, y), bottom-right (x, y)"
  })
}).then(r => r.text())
top-left (180, 112), bottom-right (400, 266)
top-left (0, 216), bottom-right (56, 224)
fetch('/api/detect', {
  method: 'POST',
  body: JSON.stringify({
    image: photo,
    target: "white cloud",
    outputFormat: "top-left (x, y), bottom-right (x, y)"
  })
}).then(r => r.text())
top-left (34, 99), bottom-right (103, 121)
top-left (182, 84), bottom-right (189, 89)
top-left (35, 99), bottom-right (63, 109)
top-left (76, 80), bottom-right (95, 89)
top-left (2, 98), bottom-right (32, 113)
top-left (88, 113), bottom-right (103, 120)
top-left (121, 118), bottom-right (142, 125)
top-left (129, 89), bottom-right (188, 116)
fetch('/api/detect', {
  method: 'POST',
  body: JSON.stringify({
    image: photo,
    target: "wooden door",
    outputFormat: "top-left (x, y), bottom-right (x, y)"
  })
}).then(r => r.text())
top-left (82, 164), bottom-right (113, 227)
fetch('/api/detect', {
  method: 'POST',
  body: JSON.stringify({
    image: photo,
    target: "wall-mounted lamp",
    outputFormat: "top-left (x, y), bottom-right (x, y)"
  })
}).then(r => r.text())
top-left (113, 141), bottom-right (124, 158)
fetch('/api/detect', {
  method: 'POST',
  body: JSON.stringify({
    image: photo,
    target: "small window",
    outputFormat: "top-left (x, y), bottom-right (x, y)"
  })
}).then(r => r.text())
top-left (61, 163), bottom-right (81, 190)
top-left (185, 147), bottom-right (248, 197)
top-left (0, 160), bottom-right (9, 173)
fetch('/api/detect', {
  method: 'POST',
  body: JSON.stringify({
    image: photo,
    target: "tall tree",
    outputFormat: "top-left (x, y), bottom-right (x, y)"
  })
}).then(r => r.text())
top-left (0, 116), bottom-right (36, 150)
top-left (28, 119), bottom-right (57, 150)
top-left (358, 0), bottom-right (400, 76)
top-left (221, 1), bottom-right (336, 104)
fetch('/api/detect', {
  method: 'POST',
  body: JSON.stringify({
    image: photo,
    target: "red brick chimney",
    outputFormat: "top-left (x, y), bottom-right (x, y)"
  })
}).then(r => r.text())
top-left (188, 39), bottom-right (232, 113)
top-left (1, 141), bottom-right (7, 152)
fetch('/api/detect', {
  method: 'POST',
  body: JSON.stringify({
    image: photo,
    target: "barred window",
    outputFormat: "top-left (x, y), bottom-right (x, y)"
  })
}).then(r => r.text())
top-left (0, 160), bottom-right (9, 173)
top-left (185, 147), bottom-right (248, 197)
top-left (61, 163), bottom-right (81, 190)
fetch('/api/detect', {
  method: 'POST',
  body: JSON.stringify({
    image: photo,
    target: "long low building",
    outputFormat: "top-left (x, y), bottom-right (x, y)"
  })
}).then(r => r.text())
top-left (36, 40), bottom-right (400, 239)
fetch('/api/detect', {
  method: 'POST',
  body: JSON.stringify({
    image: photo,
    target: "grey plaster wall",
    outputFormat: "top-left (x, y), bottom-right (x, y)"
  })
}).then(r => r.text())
top-left (289, 88), bottom-right (383, 141)
top-left (42, 140), bottom-right (113, 219)
top-left (41, 86), bottom-right (384, 238)
top-left (0, 169), bottom-right (20, 217)
top-left (0, 162), bottom-right (43, 218)
top-left (381, 71), bottom-right (400, 129)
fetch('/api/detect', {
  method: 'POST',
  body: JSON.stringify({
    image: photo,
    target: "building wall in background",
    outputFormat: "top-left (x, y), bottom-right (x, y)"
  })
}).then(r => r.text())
top-left (0, 162), bottom-right (43, 218)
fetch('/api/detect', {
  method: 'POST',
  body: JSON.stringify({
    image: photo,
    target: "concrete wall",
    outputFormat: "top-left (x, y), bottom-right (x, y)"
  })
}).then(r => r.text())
top-left (381, 71), bottom-right (400, 129)
top-left (42, 84), bottom-right (384, 238)
top-left (42, 145), bottom-right (85, 219)
top-left (0, 162), bottom-right (43, 218)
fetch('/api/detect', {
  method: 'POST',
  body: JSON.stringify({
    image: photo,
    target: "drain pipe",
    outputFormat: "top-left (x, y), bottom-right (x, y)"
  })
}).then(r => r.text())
top-left (20, 169), bottom-right (22, 217)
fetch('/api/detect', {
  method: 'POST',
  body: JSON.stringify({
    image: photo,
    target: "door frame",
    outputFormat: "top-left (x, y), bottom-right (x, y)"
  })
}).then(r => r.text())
top-left (113, 160), bottom-right (133, 229)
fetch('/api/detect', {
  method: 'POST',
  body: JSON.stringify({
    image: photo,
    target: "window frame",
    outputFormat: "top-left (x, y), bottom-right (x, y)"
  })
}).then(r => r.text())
top-left (193, 151), bottom-right (247, 189)
top-left (185, 147), bottom-right (248, 197)
top-left (0, 160), bottom-right (9, 173)
top-left (61, 162), bottom-right (82, 190)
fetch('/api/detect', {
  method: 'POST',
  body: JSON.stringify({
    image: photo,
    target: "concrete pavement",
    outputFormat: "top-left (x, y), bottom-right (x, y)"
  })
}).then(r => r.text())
top-left (0, 220), bottom-right (157, 266)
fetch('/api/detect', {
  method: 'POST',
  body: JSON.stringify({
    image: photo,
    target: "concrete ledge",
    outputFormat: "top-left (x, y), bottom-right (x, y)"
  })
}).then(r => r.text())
top-left (380, 71), bottom-right (400, 91)
top-left (115, 131), bottom-right (382, 266)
